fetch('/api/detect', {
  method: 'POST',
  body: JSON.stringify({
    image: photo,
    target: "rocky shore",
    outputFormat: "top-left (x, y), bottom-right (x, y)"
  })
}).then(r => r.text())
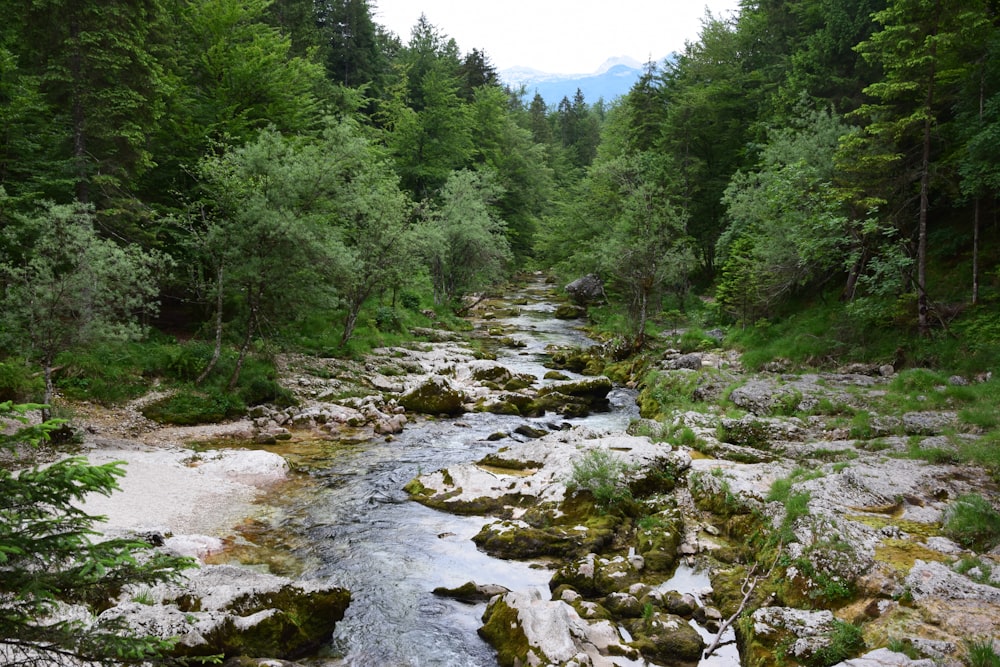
top-left (36, 280), bottom-right (1000, 667)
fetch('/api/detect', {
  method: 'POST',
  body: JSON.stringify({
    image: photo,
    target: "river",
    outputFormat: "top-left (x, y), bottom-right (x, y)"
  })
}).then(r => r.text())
top-left (237, 279), bottom-right (738, 666)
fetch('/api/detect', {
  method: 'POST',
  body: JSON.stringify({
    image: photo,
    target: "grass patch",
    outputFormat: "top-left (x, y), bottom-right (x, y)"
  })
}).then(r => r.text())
top-left (566, 448), bottom-right (635, 511)
top-left (804, 620), bottom-right (865, 666)
top-left (637, 368), bottom-right (717, 419)
top-left (943, 493), bottom-right (1000, 552)
top-left (964, 637), bottom-right (1000, 667)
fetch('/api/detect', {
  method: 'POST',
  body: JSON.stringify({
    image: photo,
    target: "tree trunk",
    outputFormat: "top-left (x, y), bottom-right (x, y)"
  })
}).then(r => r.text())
top-left (42, 357), bottom-right (54, 423)
top-left (196, 265), bottom-right (225, 385)
top-left (69, 20), bottom-right (89, 204)
top-left (228, 298), bottom-right (258, 391)
top-left (973, 197), bottom-right (980, 306)
top-left (917, 51), bottom-right (936, 335)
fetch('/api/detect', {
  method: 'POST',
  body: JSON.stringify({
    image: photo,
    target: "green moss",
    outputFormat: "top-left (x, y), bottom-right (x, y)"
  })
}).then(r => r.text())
top-left (874, 539), bottom-right (950, 574)
top-left (479, 597), bottom-right (546, 667)
top-left (476, 453), bottom-right (541, 470)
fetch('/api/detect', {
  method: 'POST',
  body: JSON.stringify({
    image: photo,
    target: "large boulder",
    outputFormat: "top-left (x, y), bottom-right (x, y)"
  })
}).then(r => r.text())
top-left (565, 274), bottom-right (605, 306)
top-left (480, 591), bottom-right (628, 667)
top-left (101, 564), bottom-right (350, 661)
top-left (535, 377), bottom-right (614, 416)
top-left (626, 610), bottom-right (705, 665)
top-left (399, 376), bottom-right (467, 415)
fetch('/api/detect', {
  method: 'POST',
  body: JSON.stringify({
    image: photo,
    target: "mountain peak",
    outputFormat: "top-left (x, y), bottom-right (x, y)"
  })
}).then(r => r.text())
top-left (595, 56), bottom-right (643, 75)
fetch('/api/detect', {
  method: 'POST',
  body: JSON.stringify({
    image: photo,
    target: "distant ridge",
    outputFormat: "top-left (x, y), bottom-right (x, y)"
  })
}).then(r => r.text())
top-left (501, 56), bottom-right (652, 108)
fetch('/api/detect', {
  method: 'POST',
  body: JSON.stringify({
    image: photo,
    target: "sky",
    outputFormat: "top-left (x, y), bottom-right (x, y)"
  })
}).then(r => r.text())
top-left (372, 0), bottom-right (742, 74)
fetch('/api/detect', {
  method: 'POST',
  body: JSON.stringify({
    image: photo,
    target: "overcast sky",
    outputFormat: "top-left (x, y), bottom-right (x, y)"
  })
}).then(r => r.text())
top-left (372, 0), bottom-right (742, 73)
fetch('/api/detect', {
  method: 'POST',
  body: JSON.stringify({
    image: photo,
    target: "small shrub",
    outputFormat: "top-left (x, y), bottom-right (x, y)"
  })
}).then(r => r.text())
top-left (567, 448), bottom-right (634, 510)
top-left (0, 359), bottom-right (43, 402)
top-left (374, 306), bottom-right (401, 332)
top-left (804, 620), bottom-right (865, 666)
top-left (675, 426), bottom-right (698, 448)
top-left (140, 388), bottom-right (244, 425)
top-left (943, 493), bottom-right (1000, 552)
top-left (678, 328), bottom-right (716, 353)
top-left (953, 556), bottom-right (995, 586)
top-left (849, 411), bottom-right (874, 439)
top-left (964, 638), bottom-right (1000, 667)
top-left (399, 292), bottom-right (421, 310)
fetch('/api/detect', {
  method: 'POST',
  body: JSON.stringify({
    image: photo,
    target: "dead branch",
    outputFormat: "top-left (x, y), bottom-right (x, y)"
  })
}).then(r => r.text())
top-left (703, 544), bottom-right (783, 659)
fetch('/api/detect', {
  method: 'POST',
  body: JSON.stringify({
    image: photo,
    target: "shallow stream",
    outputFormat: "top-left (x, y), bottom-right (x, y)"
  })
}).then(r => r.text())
top-left (240, 280), bottom-right (738, 666)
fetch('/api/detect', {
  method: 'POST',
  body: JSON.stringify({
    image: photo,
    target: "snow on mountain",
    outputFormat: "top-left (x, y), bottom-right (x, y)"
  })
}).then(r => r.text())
top-left (500, 57), bottom-right (655, 107)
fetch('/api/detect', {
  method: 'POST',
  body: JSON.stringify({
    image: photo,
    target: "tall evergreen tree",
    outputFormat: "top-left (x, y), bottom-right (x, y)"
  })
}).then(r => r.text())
top-left (853, 0), bottom-right (992, 331)
top-left (9, 0), bottom-right (170, 204)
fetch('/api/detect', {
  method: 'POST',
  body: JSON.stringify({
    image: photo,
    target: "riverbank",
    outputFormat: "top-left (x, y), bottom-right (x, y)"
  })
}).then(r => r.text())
top-left (27, 275), bottom-right (1000, 667)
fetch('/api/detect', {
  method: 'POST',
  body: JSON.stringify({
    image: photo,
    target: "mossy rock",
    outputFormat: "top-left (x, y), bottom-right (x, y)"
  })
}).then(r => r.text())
top-left (503, 374), bottom-right (535, 391)
top-left (481, 399), bottom-right (522, 416)
top-left (627, 611), bottom-right (705, 665)
top-left (554, 303), bottom-right (587, 319)
top-left (637, 517), bottom-right (683, 573)
top-left (181, 585), bottom-right (351, 660)
top-left (514, 423), bottom-right (549, 438)
top-left (529, 392), bottom-right (592, 418)
top-left (479, 596), bottom-right (550, 667)
top-left (546, 347), bottom-right (602, 374)
top-left (477, 453), bottom-right (541, 470)
top-left (537, 376), bottom-right (613, 402)
top-left (544, 370), bottom-right (570, 381)
top-left (471, 365), bottom-right (513, 384)
top-left (399, 376), bottom-right (467, 416)
top-left (432, 581), bottom-right (510, 603)
top-left (473, 521), bottom-right (582, 559)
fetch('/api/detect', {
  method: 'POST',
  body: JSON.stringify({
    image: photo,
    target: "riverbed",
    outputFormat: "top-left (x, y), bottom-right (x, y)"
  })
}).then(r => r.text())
top-left (197, 279), bottom-right (736, 667)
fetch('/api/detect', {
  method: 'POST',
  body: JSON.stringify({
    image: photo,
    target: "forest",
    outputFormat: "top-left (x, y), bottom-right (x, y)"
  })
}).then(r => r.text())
top-left (1, 0), bottom-right (999, 418)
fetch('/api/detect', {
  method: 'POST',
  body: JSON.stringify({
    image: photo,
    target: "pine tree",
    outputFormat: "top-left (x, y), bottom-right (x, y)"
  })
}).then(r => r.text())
top-left (854, 0), bottom-right (992, 331)
top-left (0, 401), bottom-right (194, 665)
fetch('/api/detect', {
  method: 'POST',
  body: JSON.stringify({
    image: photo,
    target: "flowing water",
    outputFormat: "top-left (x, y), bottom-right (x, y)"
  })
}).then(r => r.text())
top-left (244, 279), bottom-right (738, 666)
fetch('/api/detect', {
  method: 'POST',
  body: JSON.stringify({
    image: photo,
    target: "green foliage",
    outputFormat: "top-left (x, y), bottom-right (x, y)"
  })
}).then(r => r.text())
top-left (0, 199), bottom-right (167, 412)
top-left (964, 637), bottom-right (1000, 667)
top-left (0, 360), bottom-right (43, 403)
top-left (637, 367), bottom-right (717, 419)
top-left (716, 105), bottom-right (849, 325)
top-left (0, 401), bottom-right (194, 664)
top-left (415, 169), bottom-right (512, 306)
top-left (140, 388), bottom-right (244, 426)
top-left (804, 620), bottom-right (865, 666)
top-left (943, 493), bottom-right (1000, 552)
top-left (566, 448), bottom-right (635, 511)
top-left (374, 306), bottom-right (402, 332)
top-left (953, 557), bottom-right (996, 587)
top-left (767, 478), bottom-right (812, 546)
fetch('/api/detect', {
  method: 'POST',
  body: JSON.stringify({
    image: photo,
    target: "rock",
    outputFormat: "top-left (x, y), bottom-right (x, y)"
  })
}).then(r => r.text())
top-left (554, 303), bottom-right (587, 319)
top-left (671, 353), bottom-right (704, 371)
top-left (545, 370), bottom-right (571, 381)
top-left (901, 411), bottom-right (957, 435)
top-left (399, 376), bottom-right (467, 416)
top-left (906, 560), bottom-right (1000, 604)
top-left (603, 592), bottom-right (643, 618)
top-left (662, 591), bottom-right (697, 618)
top-left (432, 581), bottom-right (510, 603)
top-left (102, 564), bottom-right (350, 661)
top-left (480, 591), bottom-right (626, 667)
top-left (565, 274), bottom-right (605, 306)
top-left (829, 648), bottom-right (935, 666)
top-left (746, 607), bottom-right (845, 666)
top-left (728, 379), bottom-right (803, 416)
top-left (535, 377), bottom-right (614, 416)
top-left (514, 423), bottom-right (549, 438)
top-left (879, 364), bottom-right (896, 377)
top-left (719, 415), bottom-right (802, 450)
top-left (626, 611), bottom-right (705, 664)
